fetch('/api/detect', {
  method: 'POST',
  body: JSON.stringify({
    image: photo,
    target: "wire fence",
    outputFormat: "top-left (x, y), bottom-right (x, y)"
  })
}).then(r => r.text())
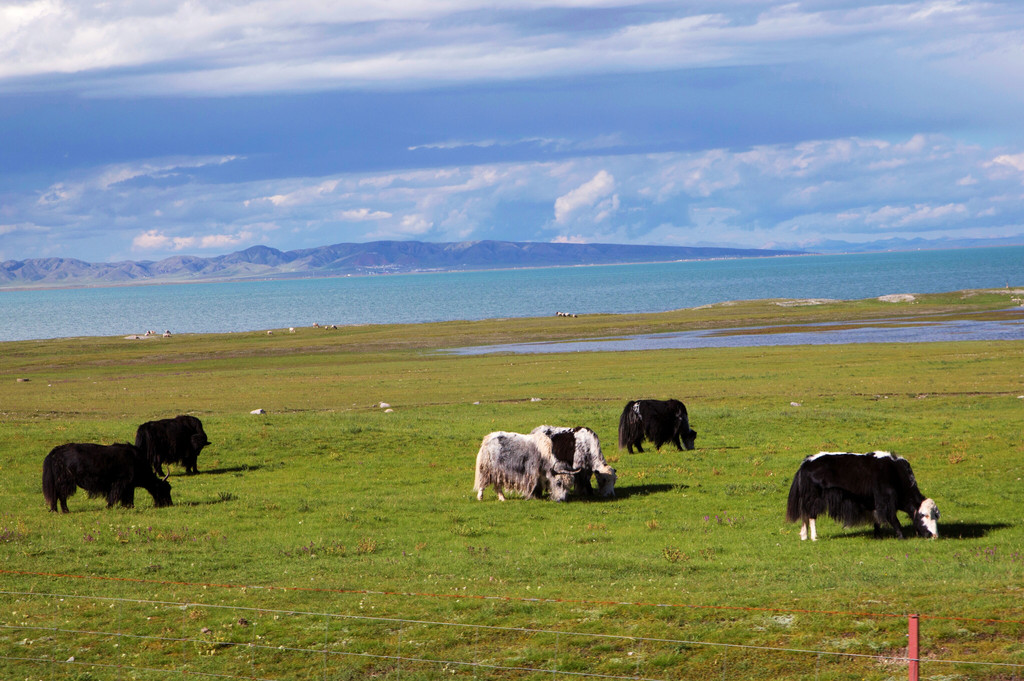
top-left (2, 576), bottom-right (1023, 680)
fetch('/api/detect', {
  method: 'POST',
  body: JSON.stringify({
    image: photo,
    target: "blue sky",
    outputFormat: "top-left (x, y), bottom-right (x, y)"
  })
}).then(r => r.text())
top-left (3, 0), bottom-right (1024, 263)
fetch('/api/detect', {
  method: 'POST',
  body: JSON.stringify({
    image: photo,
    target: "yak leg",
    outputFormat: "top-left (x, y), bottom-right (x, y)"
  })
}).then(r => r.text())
top-left (890, 518), bottom-right (905, 539)
top-left (495, 486), bottom-right (506, 502)
top-left (875, 500), bottom-right (904, 538)
top-left (801, 517), bottom-right (818, 541)
top-left (576, 471), bottom-right (593, 496)
top-left (476, 488), bottom-right (484, 501)
top-left (60, 497), bottom-right (69, 513)
top-left (111, 484), bottom-right (135, 509)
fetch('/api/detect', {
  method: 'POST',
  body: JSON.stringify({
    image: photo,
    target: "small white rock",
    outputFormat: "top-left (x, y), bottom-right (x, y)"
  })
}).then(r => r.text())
top-left (790, 402), bottom-right (801, 407)
top-left (384, 408), bottom-right (394, 413)
top-left (379, 402), bottom-right (391, 408)
top-left (530, 397), bottom-right (542, 402)
top-left (250, 408), bottom-right (266, 415)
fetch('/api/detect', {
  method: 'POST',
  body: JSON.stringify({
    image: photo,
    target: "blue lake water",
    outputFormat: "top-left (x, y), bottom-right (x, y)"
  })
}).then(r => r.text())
top-left (1, 246), bottom-right (1023, 343)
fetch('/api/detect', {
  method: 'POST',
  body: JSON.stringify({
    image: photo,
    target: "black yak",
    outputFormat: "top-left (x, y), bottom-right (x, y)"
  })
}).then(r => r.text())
top-left (135, 415), bottom-right (210, 476)
top-left (42, 443), bottom-right (173, 512)
top-left (473, 431), bottom-right (580, 502)
top-left (532, 425), bottom-right (616, 497)
top-left (786, 451), bottom-right (939, 540)
top-left (617, 399), bottom-right (696, 453)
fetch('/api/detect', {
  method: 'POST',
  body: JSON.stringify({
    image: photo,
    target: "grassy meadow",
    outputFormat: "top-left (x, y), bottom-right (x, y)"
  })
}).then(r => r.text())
top-left (1, 289), bottom-right (1023, 680)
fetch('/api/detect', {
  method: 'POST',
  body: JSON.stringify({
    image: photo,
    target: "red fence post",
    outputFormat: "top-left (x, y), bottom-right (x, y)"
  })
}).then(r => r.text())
top-left (908, 614), bottom-right (919, 681)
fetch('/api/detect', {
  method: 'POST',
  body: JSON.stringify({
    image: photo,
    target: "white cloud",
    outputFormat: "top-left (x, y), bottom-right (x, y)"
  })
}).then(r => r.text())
top-left (895, 202), bottom-right (968, 226)
top-left (399, 214), bottom-right (433, 234)
top-left (552, 234), bottom-right (589, 244)
top-left (990, 153), bottom-right (1024, 173)
top-left (132, 228), bottom-right (262, 252)
top-left (132, 229), bottom-right (196, 252)
top-left (264, 179), bottom-right (341, 207)
top-left (338, 208), bottom-right (392, 221)
top-left (8, 132), bottom-right (1024, 262)
top-left (200, 231), bottom-right (256, 249)
top-left (4, 0), bottom-right (1019, 96)
top-left (554, 170), bottom-right (616, 223)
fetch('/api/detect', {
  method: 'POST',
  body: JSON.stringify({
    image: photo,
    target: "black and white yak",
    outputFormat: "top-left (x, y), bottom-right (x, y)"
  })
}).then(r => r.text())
top-left (473, 431), bottom-right (580, 502)
top-left (135, 414), bottom-right (210, 476)
top-left (617, 399), bottom-right (697, 453)
top-left (42, 443), bottom-right (173, 512)
top-left (532, 425), bottom-right (616, 497)
top-left (786, 451), bottom-right (939, 540)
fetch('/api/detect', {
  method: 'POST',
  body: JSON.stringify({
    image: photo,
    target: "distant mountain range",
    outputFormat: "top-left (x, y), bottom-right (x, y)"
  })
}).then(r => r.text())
top-left (0, 240), bottom-right (805, 289)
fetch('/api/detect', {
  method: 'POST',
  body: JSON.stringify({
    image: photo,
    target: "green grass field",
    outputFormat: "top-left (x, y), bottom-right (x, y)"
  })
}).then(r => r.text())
top-left (2, 290), bottom-right (1022, 680)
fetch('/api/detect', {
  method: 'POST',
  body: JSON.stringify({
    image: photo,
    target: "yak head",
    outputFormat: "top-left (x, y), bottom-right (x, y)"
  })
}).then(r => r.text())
top-left (150, 476), bottom-right (174, 508)
top-left (913, 498), bottom-right (939, 538)
top-left (192, 430), bottom-right (211, 453)
top-left (681, 428), bottom-right (697, 451)
top-left (594, 464), bottom-right (617, 498)
top-left (547, 464), bottom-right (581, 502)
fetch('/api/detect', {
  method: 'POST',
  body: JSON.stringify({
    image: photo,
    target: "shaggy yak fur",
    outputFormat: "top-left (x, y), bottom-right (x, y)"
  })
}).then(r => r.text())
top-left (786, 451), bottom-right (939, 541)
top-left (135, 414), bottom-right (210, 476)
top-left (474, 431), bottom-right (580, 502)
top-left (617, 399), bottom-right (697, 453)
top-left (42, 442), bottom-right (173, 512)
top-left (532, 425), bottom-right (616, 497)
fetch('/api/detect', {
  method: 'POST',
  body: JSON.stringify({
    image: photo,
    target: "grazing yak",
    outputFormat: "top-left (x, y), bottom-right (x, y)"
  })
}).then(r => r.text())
top-left (786, 451), bottom-right (939, 541)
top-left (135, 415), bottom-right (210, 476)
top-left (42, 443), bottom-right (173, 512)
top-left (532, 425), bottom-right (616, 497)
top-left (617, 399), bottom-right (697, 454)
top-left (474, 431), bottom-right (580, 502)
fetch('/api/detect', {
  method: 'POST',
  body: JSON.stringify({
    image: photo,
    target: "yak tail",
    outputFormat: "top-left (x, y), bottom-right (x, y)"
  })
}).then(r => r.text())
top-left (785, 468), bottom-right (804, 523)
top-left (472, 439), bottom-right (489, 493)
top-left (134, 425), bottom-right (161, 471)
top-left (42, 456), bottom-right (57, 509)
top-left (618, 401), bottom-right (639, 450)
top-left (42, 449), bottom-right (75, 510)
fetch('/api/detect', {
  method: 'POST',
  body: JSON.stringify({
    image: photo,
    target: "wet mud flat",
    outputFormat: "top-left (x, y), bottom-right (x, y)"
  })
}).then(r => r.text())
top-left (445, 308), bottom-right (1024, 355)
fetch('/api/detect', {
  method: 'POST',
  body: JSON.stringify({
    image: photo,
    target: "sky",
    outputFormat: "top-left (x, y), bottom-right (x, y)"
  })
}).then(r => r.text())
top-left (3, 0), bottom-right (1024, 263)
